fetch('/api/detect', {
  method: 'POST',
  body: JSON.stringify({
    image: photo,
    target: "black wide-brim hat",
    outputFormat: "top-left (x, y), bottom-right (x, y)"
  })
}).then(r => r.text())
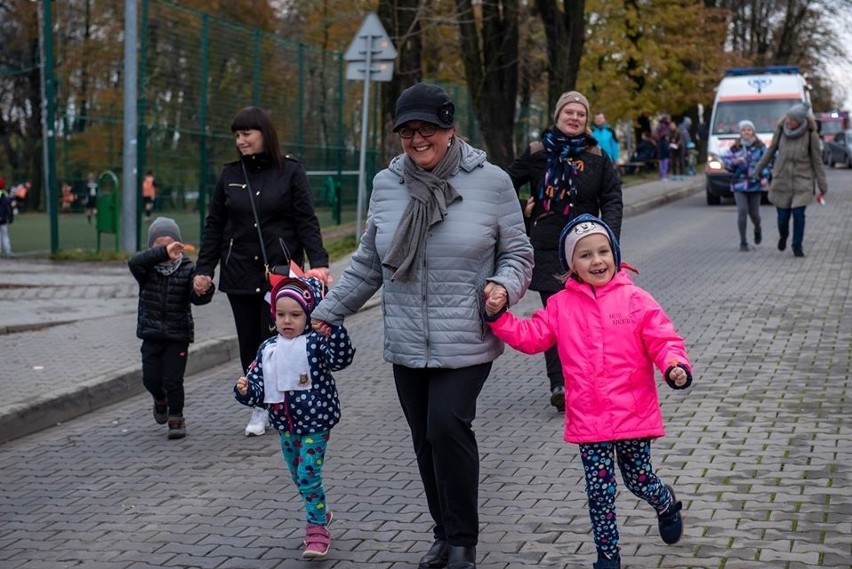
top-left (392, 83), bottom-right (455, 132)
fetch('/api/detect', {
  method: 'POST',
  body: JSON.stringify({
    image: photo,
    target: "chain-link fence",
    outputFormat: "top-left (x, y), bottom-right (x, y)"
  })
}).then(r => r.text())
top-left (2, 1), bottom-right (497, 254)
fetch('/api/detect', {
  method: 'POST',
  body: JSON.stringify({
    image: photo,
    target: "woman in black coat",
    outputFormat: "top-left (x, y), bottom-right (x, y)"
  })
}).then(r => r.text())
top-left (506, 91), bottom-right (623, 413)
top-left (193, 106), bottom-right (330, 436)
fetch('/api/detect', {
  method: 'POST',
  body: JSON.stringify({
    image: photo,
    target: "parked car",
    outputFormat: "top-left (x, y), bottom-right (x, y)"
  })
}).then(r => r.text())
top-left (822, 129), bottom-right (852, 168)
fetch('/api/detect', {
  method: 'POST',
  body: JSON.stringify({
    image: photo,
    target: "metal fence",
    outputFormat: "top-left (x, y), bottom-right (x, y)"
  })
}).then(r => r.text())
top-left (2, 0), bottom-right (497, 254)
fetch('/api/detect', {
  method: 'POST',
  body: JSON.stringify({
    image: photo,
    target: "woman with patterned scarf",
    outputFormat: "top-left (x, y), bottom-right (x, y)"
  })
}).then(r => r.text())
top-left (506, 90), bottom-right (623, 413)
top-left (755, 102), bottom-right (828, 257)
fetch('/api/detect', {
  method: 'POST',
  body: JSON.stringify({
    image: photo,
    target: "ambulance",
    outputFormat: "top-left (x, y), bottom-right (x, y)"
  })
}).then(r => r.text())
top-left (704, 66), bottom-right (810, 205)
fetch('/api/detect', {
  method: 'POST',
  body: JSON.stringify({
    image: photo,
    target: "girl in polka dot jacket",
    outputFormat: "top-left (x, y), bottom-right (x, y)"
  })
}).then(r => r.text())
top-left (234, 276), bottom-right (354, 560)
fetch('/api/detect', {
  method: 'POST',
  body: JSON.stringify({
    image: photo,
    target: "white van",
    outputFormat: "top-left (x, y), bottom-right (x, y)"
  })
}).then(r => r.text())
top-left (705, 66), bottom-right (810, 205)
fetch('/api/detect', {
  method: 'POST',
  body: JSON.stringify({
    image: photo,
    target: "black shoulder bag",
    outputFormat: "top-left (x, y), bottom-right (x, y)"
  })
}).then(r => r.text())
top-left (240, 160), bottom-right (294, 288)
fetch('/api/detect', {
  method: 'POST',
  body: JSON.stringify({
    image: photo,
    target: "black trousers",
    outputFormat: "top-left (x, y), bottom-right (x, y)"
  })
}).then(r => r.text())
top-left (393, 362), bottom-right (491, 547)
top-left (141, 339), bottom-right (189, 416)
top-left (539, 291), bottom-right (564, 391)
top-left (227, 293), bottom-right (275, 373)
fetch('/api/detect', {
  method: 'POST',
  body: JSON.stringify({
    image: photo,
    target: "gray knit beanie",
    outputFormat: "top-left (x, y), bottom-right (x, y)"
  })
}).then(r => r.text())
top-left (786, 102), bottom-right (810, 124)
top-left (148, 216), bottom-right (182, 247)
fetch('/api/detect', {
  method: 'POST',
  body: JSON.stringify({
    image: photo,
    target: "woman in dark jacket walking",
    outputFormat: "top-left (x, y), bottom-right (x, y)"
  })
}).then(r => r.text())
top-left (506, 90), bottom-right (622, 413)
top-left (193, 106), bottom-right (330, 435)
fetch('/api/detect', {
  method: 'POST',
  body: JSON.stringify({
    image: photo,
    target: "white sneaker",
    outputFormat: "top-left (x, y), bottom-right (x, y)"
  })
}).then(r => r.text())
top-left (245, 407), bottom-right (268, 436)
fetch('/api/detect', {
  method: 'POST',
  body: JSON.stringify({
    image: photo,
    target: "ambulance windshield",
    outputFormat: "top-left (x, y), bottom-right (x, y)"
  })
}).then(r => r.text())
top-left (712, 99), bottom-right (802, 135)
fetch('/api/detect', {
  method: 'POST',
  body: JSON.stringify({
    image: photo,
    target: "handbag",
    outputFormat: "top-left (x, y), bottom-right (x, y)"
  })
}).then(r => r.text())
top-left (240, 160), bottom-right (304, 293)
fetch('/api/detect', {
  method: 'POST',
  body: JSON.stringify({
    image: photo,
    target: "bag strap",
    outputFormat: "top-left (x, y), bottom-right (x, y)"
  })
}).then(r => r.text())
top-left (240, 160), bottom-right (272, 277)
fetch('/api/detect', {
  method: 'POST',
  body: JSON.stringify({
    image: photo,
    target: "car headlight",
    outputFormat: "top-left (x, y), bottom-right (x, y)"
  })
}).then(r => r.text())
top-left (706, 154), bottom-right (723, 170)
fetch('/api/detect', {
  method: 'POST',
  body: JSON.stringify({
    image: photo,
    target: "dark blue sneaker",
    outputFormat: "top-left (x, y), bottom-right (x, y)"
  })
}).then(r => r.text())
top-left (593, 551), bottom-right (621, 569)
top-left (657, 485), bottom-right (684, 544)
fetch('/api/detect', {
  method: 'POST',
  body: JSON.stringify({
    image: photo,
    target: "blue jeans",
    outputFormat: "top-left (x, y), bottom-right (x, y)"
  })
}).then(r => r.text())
top-left (776, 206), bottom-right (806, 249)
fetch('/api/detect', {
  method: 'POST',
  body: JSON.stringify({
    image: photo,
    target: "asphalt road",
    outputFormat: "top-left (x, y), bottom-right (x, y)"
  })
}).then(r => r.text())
top-left (1, 167), bottom-right (850, 568)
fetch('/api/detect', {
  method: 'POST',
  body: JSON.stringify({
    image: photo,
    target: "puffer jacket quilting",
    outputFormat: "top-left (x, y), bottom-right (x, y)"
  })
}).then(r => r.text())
top-left (233, 325), bottom-right (355, 435)
top-left (195, 153), bottom-right (329, 295)
top-left (312, 140), bottom-right (534, 369)
top-left (489, 271), bottom-right (691, 444)
top-left (128, 246), bottom-right (214, 343)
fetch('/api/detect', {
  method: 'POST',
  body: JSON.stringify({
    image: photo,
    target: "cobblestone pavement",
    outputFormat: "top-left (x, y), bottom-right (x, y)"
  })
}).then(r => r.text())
top-left (1, 171), bottom-right (850, 568)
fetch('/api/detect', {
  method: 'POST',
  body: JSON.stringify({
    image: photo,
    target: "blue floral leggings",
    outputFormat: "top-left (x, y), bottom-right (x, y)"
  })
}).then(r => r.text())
top-left (579, 439), bottom-right (673, 557)
top-left (279, 430), bottom-right (330, 525)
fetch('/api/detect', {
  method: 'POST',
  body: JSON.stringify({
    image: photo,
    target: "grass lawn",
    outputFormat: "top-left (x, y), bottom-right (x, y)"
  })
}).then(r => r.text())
top-left (6, 169), bottom-right (682, 261)
top-left (6, 207), bottom-right (356, 260)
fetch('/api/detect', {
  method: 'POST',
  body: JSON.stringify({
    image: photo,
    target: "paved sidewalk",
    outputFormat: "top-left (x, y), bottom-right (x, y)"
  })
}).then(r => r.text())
top-left (2, 169), bottom-right (851, 568)
top-left (0, 176), bottom-right (703, 443)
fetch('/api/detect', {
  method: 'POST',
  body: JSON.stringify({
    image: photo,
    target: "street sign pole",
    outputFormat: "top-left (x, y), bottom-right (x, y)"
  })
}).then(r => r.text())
top-left (355, 43), bottom-right (373, 239)
top-left (345, 13), bottom-right (397, 237)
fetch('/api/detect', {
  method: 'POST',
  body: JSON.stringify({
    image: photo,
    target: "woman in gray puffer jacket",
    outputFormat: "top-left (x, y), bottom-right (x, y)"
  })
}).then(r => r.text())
top-left (312, 83), bottom-right (533, 569)
top-left (755, 102), bottom-right (828, 257)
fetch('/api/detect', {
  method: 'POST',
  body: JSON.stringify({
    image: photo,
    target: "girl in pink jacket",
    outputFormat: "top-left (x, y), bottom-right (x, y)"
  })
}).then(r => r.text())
top-left (484, 214), bottom-right (693, 569)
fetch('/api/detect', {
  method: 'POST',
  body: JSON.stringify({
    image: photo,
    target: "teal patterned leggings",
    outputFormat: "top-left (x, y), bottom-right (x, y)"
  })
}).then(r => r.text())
top-left (579, 439), bottom-right (673, 557)
top-left (280, 430), bottom-right (330, 525)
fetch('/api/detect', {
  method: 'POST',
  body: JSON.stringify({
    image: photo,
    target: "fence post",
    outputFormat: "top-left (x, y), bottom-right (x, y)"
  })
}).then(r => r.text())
top-left (198, 14), bottom-right (209, 241)
top-left (38, 0), bottom-right (59, 254)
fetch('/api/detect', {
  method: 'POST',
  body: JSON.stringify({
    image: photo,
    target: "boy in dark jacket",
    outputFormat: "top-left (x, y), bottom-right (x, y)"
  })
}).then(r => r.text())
top-left (129, 217), bottom-right (214, 439)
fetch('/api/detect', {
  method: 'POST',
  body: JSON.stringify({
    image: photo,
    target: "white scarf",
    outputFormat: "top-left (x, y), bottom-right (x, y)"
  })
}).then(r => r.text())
top-left (261, 334), bottom-right (311, 403)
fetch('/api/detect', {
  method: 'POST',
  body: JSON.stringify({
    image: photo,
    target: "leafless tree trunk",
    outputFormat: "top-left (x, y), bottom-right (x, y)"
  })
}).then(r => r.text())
top-left (378, 0), bottom-right (425, 164)
top-left (454, 0), bottom-right (519, 168)
top-left (537, 0), bottom-right (585, 116)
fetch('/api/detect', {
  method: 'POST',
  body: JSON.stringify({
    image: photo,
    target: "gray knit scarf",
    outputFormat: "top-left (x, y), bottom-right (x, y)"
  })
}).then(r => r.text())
top-left (383, 137), bottom-right (463, 282)
top-left (783, 121), bottom-right (808, 139)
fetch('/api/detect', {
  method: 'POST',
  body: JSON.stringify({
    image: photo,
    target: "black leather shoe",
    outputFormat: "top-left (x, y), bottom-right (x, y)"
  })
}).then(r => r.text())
top-left (447, 545), bottom-right (476, 569)
top-left (418, 538), bottom-right (449, 569)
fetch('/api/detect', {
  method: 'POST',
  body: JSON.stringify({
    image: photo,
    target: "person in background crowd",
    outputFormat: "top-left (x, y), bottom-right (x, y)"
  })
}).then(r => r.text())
top-left (754, 102), bottom-right (828, 258)
top-left (10, 180), bottom-right (31, 215)
top-left (657, 127), bottom-right (671, 181)
top-left (85, 173), bottom-right (98, 224)
top-left (61, 181), bottom-right (75, 216)
top-left (722, 119), bottom-right (770, 251)
top-left (667, 121), bottom-right (684, 178)
top-left (0, 177), bottom-right (14, 257)
top-left (677, 117), bottom-right (693, 177)
top-left (311, 83), bottom-right (533, 569)
top-left (627, 131), bottom-right (657, 174)
top-left (506, 91), bottom-right (623, 414)
top-left (591, 111), bottom-right (620, 164)
top-left (142, 170), bottom-right (157, 219)
top-left (193, 106), bottom-right (331, 436)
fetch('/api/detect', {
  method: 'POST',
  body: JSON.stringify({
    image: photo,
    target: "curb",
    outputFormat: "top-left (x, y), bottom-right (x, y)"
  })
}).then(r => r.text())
top-left (0, 336), bottom-right (238, 444)
top-left (622, 179), bottom-right (704, 219)
top-left (1, 181), bottom-right (698, 444)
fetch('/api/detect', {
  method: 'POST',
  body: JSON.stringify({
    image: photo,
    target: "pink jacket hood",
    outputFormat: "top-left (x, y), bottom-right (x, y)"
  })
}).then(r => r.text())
top-left (490, 271), bottom-right (691, 444)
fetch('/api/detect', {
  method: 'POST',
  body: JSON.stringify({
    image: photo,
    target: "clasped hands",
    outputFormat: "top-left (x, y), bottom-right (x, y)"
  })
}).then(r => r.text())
top-left (311, 281), bottom-right (509, 336)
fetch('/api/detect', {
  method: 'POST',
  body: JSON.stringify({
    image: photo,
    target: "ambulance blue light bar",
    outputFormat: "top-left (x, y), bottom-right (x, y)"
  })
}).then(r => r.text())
top-left (724, 66), bottom-right (801, 76)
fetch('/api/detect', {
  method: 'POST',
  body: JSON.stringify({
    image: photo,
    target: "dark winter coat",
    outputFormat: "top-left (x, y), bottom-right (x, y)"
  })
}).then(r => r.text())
top-left (0, 191), bottom-right (13, 225)
top-left (234, 325), bottom-right (355, 435)
top-left (505, 135), bottom-right (623, 292)
top-left (128, 246), bottom-right (215, 343)
top-left (195, 152), bottom-right (328, 295)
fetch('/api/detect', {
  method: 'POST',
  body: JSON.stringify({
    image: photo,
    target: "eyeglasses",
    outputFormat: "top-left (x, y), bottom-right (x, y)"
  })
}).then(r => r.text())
top-left (398, 125), bottom-right (439, 139)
